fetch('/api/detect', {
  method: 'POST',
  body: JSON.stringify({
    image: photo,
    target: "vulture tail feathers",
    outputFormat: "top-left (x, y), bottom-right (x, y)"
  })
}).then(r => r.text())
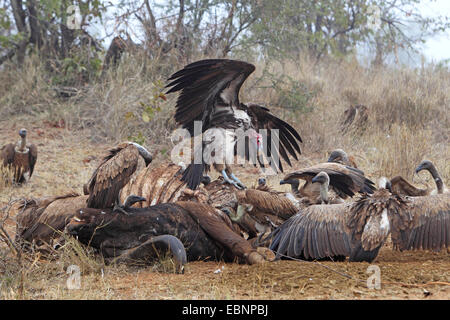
top-left (181, 163), bottom-right (205, 190)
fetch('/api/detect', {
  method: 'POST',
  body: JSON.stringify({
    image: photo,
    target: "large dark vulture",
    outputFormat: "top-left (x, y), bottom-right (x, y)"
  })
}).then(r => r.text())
top-left (166, 59), bottom-right (303, 190)
top-left (66, 200), bottom-right (272, 270)
top-left (280, 162), bottom-right (376, 202)
top-left (1, 128), bottom-right (38, 184)
top-left (391, 160), bottom-right (448, 196)
top-left (268, 177), bottom-right (450, 263)
top-left (86, 142), bottom-right (153, 208)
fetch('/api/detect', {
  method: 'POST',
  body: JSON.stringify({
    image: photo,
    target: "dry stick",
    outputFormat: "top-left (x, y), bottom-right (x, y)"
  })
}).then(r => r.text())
top-left (274, 251), bottom-right (450, 289)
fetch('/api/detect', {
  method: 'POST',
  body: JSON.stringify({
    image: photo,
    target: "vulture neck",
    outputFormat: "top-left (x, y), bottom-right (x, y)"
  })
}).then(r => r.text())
top-left (18, 136), bottom-right (27, 152)
top-left (427, 165), bottom-right (444, 194)
top-left (319, 182), bottom-right (329, 204)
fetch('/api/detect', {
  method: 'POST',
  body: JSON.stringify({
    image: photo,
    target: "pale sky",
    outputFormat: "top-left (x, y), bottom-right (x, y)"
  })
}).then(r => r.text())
top-left (419, 0), bottom-right (450, 63)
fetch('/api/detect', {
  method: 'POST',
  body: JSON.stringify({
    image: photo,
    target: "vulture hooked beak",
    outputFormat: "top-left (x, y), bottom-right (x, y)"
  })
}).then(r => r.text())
top-left (415, 164), bottom-right (425, 174)
top-left (123, 195), bottom-right (147, 208)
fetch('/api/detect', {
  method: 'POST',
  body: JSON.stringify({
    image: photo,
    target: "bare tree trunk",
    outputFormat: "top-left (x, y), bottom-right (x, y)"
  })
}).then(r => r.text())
top-left (10, 0), bottom-right (28, 64)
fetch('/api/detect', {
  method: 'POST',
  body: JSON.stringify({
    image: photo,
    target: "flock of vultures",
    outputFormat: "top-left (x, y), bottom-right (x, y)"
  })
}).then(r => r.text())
top-left (1, 59), bottom-right (449, 274)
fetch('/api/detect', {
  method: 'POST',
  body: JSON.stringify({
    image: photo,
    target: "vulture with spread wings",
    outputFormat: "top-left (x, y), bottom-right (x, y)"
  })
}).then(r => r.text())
top-left (280, 162), bottom-right (376, 202)
top-left (166, 59), bottom-right (303, 190)
top-left (268, 178), bottom-right (450, 262)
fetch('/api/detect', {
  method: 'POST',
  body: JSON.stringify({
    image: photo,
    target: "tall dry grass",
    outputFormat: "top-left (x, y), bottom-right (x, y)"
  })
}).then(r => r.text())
top-left (0, 52), bottom-right (448, 183)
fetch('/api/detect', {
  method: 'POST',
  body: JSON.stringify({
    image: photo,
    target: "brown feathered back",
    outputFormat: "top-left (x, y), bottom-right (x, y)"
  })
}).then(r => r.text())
top-left (87, 143), bottom-right (139, 208)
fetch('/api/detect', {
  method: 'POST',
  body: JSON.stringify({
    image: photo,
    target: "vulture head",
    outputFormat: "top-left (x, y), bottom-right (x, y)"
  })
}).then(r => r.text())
top-left (327, 149), bottom-right (349, 164)
top-left (19, 128), bottom-right (27, 139)
top-left (415, 160), bottom-right (434, 174)
top-left (130, 142), bottom-right (153, 167)
top-left (311, 171), bottom-right (330, 185)
top-left (312, 171), bottom-right (331, 204)
top-left (258, 177), bottom-right (267, 187)
top-left (123, 195), bottom-right (147, 208)
top-left (279, 178), bottom-right (300, 192)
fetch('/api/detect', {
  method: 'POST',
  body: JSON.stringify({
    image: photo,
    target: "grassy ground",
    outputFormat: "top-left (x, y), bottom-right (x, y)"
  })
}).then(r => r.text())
top-left (0, 118), bottom-right (449, 300)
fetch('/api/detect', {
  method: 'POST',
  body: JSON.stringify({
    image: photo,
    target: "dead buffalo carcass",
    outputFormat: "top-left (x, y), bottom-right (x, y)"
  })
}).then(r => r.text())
top-left (119, 163), bottom-right (298, 238)
top-left (66, 198), bottom-right (273, 272)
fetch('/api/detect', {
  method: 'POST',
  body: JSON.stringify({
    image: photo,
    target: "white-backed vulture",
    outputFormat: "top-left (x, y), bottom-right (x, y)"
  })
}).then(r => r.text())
top-left (268, 177), bottom-right (450, 262)
top-left (86, 142), bottom-right (152, 208)
top-left (327, 149), bottom-right (358, 168)
top-left (1, 128), bottom-right (38, 184)
top-left (165, 59), bottom-right (302, 190)
top-left (14, 193), bottom-right (88, 249)
top-left (280, 162), bottom-right (376, 201)
top-left (391, 160), bottom-right (448, 196)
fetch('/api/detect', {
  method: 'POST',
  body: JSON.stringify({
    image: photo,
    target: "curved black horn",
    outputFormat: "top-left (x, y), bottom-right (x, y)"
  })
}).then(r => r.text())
top-left (112, 234), bottom-right (187, 274)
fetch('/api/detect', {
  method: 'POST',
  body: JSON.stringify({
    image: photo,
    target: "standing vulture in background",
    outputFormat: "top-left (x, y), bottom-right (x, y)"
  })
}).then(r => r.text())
top-left (268, 176), bottom-right (450, 263)
top-left (166, 59), bottom-right (303, 190)
top-left (1, 128), bottom-right (37, 184)
top-left (280, 162), bottom-right (376, 203)
top-left (85, 142), bottom-right (153, 208)
top-left (391, 160), bottom-right (448, 196)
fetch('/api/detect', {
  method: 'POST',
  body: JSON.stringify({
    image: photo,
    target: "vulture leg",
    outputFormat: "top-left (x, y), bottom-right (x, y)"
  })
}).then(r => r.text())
top-left (221, 170), bottom-right (244, 189)
top-left (230, 173), bottom-right (246, 189)
top-left (111, 235), bottom-right (187, 274)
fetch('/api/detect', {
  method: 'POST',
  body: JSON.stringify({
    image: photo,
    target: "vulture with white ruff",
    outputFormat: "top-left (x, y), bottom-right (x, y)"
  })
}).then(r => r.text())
top-left (166, 59), bottom-right (303, 190)
top-left (268, 176), bottom-right (450, 262)
top-left (1, 128), bottom-right (38, 183)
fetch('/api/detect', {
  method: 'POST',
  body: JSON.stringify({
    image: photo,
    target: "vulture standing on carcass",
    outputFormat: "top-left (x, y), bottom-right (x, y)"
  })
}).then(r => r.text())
top-left (280, 162), bottom-right (376, 203)
top-left (391, 160), bottom-right (448, 196)
top-left (165, 59), bottom-right (303, 190)
top-left (67, 198), bottom-right (274, 272)
top-left (85, 142), bottom-right (153, 208)
top-left (1, 128), bottom-right (38, 184)
top-left (268, 176), bottom-right (450, 263)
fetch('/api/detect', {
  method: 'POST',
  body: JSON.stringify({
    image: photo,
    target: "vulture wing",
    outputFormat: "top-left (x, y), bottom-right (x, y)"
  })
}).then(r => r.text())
top-left (390, 193), bottom-right (449, 251)
top-left (87, 144), bottom-right (139, 208)
top-left (269, 203), bottom-right (353, 260)
top-left (1, 143), bottom-right (15, 166)
top-left (166, 59), bottom-right (256, 135)
top-left (390, 175), bottom-right (429, 196)
top-left (283, 162), bottom-right (376, 199)
top-left (28, 144), bottom-right (38, 178)
top-left (246, 104), bottom-right (302, 172)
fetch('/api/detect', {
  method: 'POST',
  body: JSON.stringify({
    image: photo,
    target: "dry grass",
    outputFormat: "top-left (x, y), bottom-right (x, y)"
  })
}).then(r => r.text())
top-left (0, 53), bottom-right (449, 299)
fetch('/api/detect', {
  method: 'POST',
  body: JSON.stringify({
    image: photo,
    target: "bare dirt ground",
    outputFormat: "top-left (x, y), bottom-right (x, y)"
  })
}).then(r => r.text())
top-left (0, 119), bottom-right (449, 300)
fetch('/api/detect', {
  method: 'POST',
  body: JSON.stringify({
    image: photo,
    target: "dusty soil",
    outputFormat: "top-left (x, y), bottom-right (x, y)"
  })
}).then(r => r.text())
top-left (0, 120), bottom-right (449, 300)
